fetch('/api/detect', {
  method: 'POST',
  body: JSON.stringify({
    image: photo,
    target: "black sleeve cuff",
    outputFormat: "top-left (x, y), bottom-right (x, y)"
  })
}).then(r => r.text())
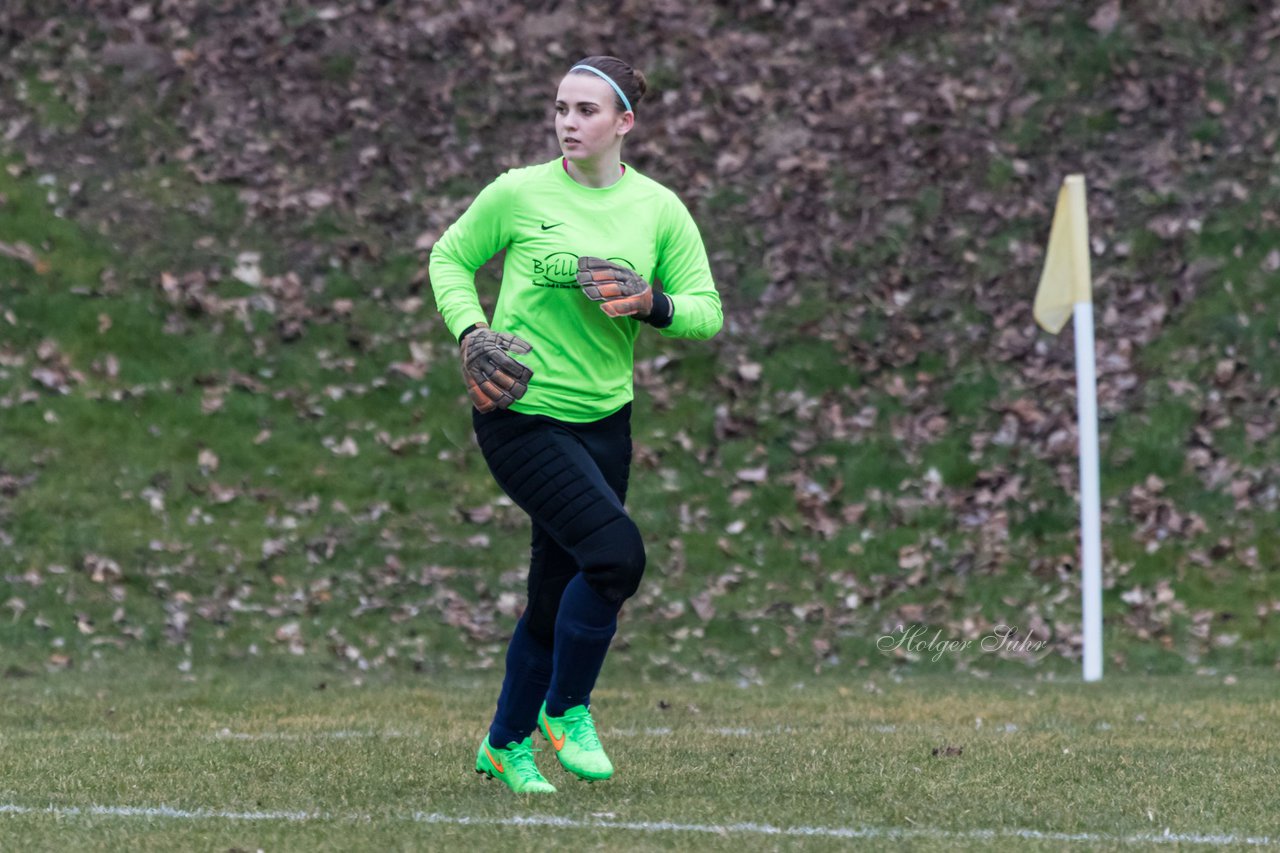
top-left (458, 323), bottom-right (483, 345)
top-left (641, 291), bottom-right (674, 329)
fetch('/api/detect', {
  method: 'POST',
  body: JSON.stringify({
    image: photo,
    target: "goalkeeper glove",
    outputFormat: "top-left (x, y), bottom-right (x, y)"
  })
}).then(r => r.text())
top-left (458, 323), bottom-right (534, 413)
top-left (576, 256), bottom-right (672, 326)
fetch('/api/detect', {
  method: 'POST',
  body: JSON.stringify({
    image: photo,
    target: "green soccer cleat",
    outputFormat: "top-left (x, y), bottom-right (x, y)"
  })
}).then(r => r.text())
top-left (539, 702), bottom-right (614, 781)
top-left (475, 735), bottom-right (557, 793)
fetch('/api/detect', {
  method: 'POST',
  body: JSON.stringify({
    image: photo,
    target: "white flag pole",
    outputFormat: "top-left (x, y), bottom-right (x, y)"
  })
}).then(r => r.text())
top-left (1073, 302), bottom-right (1104, 681)
top-left (1065, 176), bottom-right (1104, 683)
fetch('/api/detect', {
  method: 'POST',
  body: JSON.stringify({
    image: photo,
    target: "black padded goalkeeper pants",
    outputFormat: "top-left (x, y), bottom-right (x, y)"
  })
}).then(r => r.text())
top-left (472, 402), bottom-right (643, 647)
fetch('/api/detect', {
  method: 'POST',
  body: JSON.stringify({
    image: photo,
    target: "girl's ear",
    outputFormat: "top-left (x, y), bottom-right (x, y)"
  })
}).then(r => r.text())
top-left (616, 110), bottom-right (635, 137)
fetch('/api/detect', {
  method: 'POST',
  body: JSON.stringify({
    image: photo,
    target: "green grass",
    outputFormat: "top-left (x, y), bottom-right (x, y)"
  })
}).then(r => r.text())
top-left (17, 72), bottom-right (81, 131)
top-left (4, 2), bottom-right (1280, 697)
top-left (0, 663), bottom-right (1278, 851)
top-left (5, 111), bottom-right (1280, 684)
top-left (0, 16), bottom-right (1278, 849)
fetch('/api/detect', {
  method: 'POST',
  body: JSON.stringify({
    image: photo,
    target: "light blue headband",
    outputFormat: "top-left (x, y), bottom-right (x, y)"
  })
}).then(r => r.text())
top-left (570, 64), bottom-right (632, 113)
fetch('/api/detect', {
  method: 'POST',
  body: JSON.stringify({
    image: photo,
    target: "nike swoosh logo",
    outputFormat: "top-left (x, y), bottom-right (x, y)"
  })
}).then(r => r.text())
top-left (483, 744), bottom-right (505, 773)
top-left (540, 222), bottom-right (564, 231)
top-left (542, 714), bottom-right (566, 751)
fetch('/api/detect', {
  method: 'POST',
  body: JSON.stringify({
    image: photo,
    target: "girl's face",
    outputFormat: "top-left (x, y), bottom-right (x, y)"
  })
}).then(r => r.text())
top-left (555, 73), bottom-right (633, 164)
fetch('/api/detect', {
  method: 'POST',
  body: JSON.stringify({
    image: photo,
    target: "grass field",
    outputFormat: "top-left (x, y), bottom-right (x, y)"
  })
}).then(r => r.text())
top-left (4, 3), bottom-right (1280, 687)
top-left (4, 8), bottom-right (1280, 850)
top-left (2, 663), bottom-right (1278, 851)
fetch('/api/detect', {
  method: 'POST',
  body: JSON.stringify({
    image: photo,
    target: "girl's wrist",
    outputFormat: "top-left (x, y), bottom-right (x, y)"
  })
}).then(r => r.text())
top-left (458, 321), bottom-right (488, 345)
top-left (641, 291), bottom-right (673, 328)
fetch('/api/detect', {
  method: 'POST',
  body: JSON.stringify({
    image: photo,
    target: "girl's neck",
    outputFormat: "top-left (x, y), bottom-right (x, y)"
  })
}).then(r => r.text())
top-left (564, 155), bottom-right (624, 189)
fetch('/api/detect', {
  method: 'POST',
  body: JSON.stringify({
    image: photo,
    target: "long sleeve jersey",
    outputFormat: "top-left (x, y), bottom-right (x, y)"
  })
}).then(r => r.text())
top-left (428, 158), bottom-right (723, 422)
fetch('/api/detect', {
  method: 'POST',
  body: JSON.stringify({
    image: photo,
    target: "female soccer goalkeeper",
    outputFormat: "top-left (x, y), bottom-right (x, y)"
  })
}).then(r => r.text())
top-left (428, 55), bottom-right (722, 793)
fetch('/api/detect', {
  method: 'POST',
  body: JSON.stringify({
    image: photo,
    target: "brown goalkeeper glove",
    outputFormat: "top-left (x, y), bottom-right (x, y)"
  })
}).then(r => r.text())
top-left (459, 323), bottom-right (534, 413)
top-left (577, 256), bottom-right (656, 319)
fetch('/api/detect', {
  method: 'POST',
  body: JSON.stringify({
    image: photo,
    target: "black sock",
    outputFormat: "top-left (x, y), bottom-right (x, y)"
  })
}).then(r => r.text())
top-left (545, 574), bottom-right (620, 716)
top-left (487, 617), bottom-right (553, 748)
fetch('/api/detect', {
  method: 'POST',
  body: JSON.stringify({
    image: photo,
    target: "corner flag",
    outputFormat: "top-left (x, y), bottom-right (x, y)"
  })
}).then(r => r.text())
top-left (1034, 176), bottom-right (1093, 334)
top-left (1035, 175), bottom-right (1104, 683)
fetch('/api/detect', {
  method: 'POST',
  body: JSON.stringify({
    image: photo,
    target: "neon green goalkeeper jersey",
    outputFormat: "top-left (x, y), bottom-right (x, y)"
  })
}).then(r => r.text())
top-left (428, 159), bottom-right (723, 422)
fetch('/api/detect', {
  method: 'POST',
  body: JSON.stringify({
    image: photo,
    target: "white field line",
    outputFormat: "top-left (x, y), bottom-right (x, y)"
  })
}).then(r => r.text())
top-left (7, 722), bottom-right (1018, 742)
top-left (206, 725), bottom-right (797, 741)
top-left (0, 725), bottom-right (806, 744)
top-left (212, 729), bottom-right (407, 741)
top-left (207, 723), bottom-right (1038, 741)
top-left (7, 723), bottom-right (1106, 743)
top-left (214, 724), bottom-right (1033, 740)
top-left (0, 802), bottom-right (1274, 846)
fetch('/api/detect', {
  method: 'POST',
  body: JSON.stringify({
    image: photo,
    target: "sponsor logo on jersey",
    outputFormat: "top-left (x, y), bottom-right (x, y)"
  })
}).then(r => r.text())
top-left (532, 253), bottom-right (635, 289)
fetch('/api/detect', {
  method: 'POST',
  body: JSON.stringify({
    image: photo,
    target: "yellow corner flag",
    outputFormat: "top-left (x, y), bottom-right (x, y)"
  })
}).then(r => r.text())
top-left (1034, 174), bottom-right (1105, 681)
top-left (1033, 175), bottom-right (1092, 334)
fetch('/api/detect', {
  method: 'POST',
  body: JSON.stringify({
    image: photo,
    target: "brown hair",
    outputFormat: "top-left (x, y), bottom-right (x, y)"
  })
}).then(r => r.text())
top-left (569, 55), bottom-right (648, 113)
